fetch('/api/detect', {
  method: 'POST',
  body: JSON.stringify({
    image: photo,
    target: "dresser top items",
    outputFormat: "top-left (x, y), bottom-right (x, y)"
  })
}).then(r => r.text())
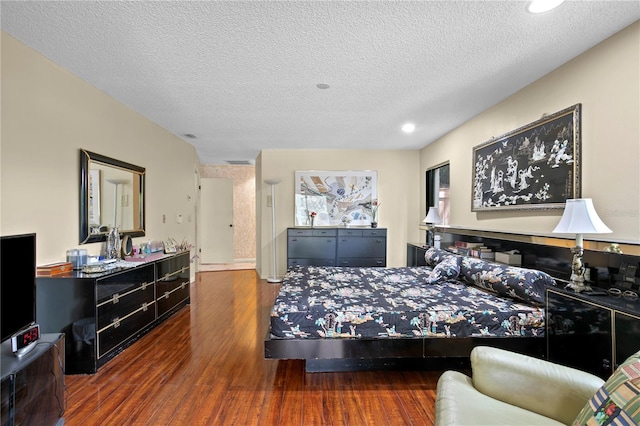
top-left (39, 250), bottom-right (189, 280)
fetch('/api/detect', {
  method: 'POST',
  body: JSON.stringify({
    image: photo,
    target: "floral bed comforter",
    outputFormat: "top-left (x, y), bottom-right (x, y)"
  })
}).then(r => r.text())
top-left (270, 265), bottom-right (546, 339)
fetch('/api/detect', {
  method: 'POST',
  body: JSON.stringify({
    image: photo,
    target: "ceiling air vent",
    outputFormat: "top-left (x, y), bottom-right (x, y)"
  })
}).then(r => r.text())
top-left (226, 160), bottom-right (253, 165)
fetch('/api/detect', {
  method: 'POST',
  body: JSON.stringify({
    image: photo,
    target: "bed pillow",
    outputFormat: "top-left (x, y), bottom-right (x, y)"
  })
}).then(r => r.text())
top-left (573, 350), bottom-right (640, 426)
top-left (459, 257), bottom-right (556, 305)
top-left (425, 255), bottom-right (461, 284)
top-left (424, 247), bottom-right (457, 267)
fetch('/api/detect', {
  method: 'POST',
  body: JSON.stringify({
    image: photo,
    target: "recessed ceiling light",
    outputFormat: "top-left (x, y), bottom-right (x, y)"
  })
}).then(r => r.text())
top-left (526, 0), bottom-right (565, 14)
top-left (401, 123), bottom-right (416, 134)
top-left (316, 83), bottom-right (330, 90)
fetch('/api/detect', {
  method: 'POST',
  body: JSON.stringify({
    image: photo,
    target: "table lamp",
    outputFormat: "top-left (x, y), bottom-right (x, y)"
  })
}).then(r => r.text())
top-left (423, 206), bottom-right (442, 248)
top-left (552, 198), bottom-right (611, 292)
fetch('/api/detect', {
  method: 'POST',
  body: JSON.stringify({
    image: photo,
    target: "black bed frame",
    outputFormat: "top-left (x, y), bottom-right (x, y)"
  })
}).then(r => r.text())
top-left (264, 228), bottom-right (639, 372)
top-left (265, 333), bottom-right (545, 372)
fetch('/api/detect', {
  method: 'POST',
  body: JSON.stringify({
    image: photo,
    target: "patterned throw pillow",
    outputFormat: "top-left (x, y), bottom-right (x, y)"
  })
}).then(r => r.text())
top-left (459, 257), bottom-right (556, 305)
top-left (573, 350), bottom-right (640, 426)
top-left (424, 247), bottom-right (457, 267)
top-left (425, 255), bottom-right (461, 284)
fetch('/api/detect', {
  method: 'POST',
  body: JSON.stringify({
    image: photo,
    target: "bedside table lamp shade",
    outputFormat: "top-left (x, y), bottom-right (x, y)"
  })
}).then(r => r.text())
top-left (423, 206), bottom-right (442, 247)
top-left (552, 198), bottom-right (611, 292)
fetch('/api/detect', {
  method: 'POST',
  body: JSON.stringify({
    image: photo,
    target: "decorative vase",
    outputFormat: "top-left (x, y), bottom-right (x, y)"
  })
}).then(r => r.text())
top-left (106, 226), bottom-right (121, 259)
top-left (310, 217), bottom-right (315, 228)
top-left (371, 222), bottom-right (378, 228)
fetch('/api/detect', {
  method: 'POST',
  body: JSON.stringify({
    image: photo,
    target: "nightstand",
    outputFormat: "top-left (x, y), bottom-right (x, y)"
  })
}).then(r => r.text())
top-left (546, 287), bottom-right (640, 379)
top-left (406, 242), bottom-right (428, 266)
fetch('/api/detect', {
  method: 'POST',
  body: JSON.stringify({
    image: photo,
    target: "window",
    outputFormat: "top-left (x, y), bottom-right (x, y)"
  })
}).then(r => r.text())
top-left (425, 163), bottom-right (450, 226)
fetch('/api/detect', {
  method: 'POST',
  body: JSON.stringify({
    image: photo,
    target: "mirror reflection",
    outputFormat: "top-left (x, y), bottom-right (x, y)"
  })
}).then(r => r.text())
top-left (80, 150), bottom-right (145, 244)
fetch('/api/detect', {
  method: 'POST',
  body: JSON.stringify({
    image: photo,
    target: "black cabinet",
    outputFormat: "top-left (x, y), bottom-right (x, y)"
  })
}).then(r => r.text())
top-left (287, 228), bottom-right (386, 268)
top-left (1, 333), bottom-right (65, 426)
top-left (36, 252), bottom-right (190, 374)
top-left (406, 243), bottom-right (428, 267)
top-left (546, 287), bottom-right (640, 379)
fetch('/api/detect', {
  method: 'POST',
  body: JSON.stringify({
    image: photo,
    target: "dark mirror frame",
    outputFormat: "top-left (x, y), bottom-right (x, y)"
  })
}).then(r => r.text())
top-left (80, 150), bottom-right (146, 244)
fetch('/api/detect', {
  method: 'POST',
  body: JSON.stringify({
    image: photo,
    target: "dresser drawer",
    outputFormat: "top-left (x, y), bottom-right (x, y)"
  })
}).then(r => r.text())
top-left (96, 282), bottom-right (155, 330)
top-left (287, 236), bottom-right (336, 258)
top-left (97, 300), bottom-right (156, 358)
top-left (337, 229), bottom-right (362, 237)
top-left (337, 257), bottom-right (386, 267)
top-left (157, 280), bottom-right (190, 317)
top-left (336, 236), bottom-right (386, 258)
top-left (288, 228), bottom-right (313, 237)
top-left (288, 258), bottom-right (335, 267)
top-left (156, 253), bottom-right (189, 281)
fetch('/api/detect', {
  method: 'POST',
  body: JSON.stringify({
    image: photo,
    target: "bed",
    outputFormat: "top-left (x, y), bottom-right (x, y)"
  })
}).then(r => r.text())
top-left (264, 248), bottom-right (557, 372)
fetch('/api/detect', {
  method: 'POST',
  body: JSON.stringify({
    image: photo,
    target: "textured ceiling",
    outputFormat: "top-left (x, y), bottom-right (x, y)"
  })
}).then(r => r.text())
top-left (1, 1), bottom-right (639, 164)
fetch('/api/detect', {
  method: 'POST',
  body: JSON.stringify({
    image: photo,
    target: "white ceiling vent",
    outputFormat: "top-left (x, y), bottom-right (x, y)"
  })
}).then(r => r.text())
top-left (226, 160), bottom-right (253, 166)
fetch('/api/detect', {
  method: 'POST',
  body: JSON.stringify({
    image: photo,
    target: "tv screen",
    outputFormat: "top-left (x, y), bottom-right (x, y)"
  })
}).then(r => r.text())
top-left (1, 233), bottom-right (37, 343)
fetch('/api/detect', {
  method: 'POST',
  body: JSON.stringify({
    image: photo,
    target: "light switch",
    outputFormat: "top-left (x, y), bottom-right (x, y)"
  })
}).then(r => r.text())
top-left (267, 195), bottom-right (273, 207)
top-left (176, 214), bottom-right (183, 224)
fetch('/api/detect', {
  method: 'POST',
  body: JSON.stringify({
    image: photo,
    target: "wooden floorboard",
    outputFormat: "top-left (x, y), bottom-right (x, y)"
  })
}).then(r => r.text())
top-left (62, 269), bottom-right (445, 425)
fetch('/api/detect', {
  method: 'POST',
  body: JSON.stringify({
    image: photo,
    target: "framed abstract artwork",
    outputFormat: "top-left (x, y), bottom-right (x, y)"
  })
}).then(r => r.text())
top-left (294, 170), bottom-right (377, 226)
top-left (472, 103), bottom-right (581, 212)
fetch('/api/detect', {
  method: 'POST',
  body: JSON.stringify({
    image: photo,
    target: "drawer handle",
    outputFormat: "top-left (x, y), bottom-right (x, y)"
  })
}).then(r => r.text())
top-left (141, 281), bottom-right (150, 290)
top-left (181, 282), bottom-right (187, 290)
top-left (113, 317), bottom-right (121, 328)
top-left (112, 293), bottom-right (120, 304)
top-left (182, 266), bottom-right (187, 273)
top-left (165, 273), bottom-right (170, 280)
top-left (164, 291), bottom-right (170, 299)
top-left (142, 302), bottom-right (148, 312)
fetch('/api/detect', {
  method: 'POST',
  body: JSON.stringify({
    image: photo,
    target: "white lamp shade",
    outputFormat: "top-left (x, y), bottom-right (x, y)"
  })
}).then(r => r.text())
top-left (552, 199), bottom-right (612, 234)
top-left (423, 206), bottom-right (442, 224)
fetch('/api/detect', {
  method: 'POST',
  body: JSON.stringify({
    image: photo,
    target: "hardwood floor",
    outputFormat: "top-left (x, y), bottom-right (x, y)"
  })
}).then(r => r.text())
top-left (63, 270), bottom-right (443, 425)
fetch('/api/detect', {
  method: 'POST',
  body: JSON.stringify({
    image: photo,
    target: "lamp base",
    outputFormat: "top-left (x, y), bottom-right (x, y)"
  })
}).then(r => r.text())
top-left (267, 277), bottom-right (283, 283)
top-left (565, 281), bottom-right (592, 293)
top-left (565, 246), bottom-right (589, 292)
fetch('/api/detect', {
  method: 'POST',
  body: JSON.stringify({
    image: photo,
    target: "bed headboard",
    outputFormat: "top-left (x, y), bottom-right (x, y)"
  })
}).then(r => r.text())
top-left (436, 228), bottom-right (640, 292)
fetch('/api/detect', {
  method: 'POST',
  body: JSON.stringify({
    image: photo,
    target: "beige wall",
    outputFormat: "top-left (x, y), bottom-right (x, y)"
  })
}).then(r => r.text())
top-left (4, 19), bottom-right (636, 281)
top-left (256, 150), bottom-right (420, 278)
top-left (1, 32), bottom-right (200, 269)
top-left (420, 22), bottom-right (640, 244)
top-left (200, 164), bottom-right (256, 261)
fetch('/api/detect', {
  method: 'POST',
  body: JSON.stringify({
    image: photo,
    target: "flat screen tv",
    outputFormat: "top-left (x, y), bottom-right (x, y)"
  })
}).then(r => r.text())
top-left (1, 233), bottom-right (37, 343)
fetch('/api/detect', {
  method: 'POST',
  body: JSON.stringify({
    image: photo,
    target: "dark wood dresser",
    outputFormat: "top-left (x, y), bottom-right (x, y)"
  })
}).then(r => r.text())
top-left (36, 251), bottom-right (190, 374)
top-left (287, 227), bottom-right (387, 267)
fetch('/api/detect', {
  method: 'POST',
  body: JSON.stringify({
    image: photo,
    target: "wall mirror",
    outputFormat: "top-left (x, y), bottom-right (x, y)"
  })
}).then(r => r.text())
top-left (80, 149), bottom-right (145, 244)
